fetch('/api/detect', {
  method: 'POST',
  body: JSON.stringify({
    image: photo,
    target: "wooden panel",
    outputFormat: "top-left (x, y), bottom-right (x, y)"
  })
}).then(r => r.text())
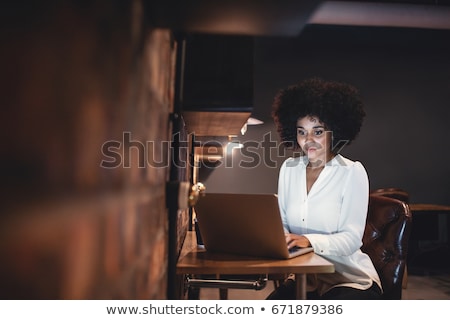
top-left (147, 1), bottom-right (321, 36)
top-left (183, 111), bottom-right (250, 136)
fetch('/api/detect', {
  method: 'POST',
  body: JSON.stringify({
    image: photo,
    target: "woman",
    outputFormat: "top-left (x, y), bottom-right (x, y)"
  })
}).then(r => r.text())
top-left (267, 78), bottom-right (382, 299)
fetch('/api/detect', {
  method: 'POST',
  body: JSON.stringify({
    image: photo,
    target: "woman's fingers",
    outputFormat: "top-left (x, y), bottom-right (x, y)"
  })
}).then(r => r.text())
top-left (285, 233), bottom-right (311, 248)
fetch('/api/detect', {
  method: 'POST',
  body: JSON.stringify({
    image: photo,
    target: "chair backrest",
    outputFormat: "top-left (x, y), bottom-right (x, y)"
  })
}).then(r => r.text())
top-left (370, 188), bottom-right (410, 204)
top-left (361, 194), bottom-right (412, 299)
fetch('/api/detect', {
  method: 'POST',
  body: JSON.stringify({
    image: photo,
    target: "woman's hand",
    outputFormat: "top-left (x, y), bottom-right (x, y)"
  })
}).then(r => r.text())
top-left (285, 233), bottom-right (311, 249)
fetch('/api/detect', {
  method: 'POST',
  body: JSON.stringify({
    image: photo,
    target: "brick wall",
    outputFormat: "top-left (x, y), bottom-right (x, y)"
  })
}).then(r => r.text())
top-left (0, 0), bottom-right (188, 299)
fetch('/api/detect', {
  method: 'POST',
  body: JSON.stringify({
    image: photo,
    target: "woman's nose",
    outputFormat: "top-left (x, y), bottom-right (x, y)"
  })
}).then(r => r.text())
top-left (304, 133), bottom-right (314, 142)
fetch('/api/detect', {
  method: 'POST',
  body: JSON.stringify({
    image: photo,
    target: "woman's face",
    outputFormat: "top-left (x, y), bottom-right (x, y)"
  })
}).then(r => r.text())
top-left (296, 116), bottom-right (333, 166)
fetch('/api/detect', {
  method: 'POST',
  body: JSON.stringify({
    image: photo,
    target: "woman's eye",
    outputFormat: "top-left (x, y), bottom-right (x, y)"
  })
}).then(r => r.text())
top-left (297, 130), bottom-right (306, 136)
top-left (314, 130), bottom-right (323, 136)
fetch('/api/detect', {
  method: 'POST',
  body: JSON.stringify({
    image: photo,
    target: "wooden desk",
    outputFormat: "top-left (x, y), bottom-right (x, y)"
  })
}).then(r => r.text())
top-left (407, 203), bottom-right (450, 274)
top-left (409, 204), bottom-right (450, 212)
top-left (177, 231), bottom-right (335, 299)
top-left (409, 203), bottom-right (450, 242)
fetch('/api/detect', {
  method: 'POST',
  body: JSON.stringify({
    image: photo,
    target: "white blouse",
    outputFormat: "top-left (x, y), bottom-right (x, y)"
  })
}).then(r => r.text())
top-left (278, 154), bottom-right (381, 295)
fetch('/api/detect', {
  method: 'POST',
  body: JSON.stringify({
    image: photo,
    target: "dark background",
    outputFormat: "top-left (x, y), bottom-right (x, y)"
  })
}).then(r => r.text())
top-left (200, 25), bottom-right (450, 206)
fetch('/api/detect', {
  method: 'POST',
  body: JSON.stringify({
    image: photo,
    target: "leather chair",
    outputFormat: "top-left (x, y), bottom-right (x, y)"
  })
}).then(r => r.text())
top-left (371, 187), bottom-right (410, 204)
top-left (370, 187), bottom-right (411, 289)
top-left (362, 194), bottom-right (412, 299)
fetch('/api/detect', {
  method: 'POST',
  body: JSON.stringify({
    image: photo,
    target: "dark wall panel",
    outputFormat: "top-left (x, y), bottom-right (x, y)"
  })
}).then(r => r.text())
top-left (201, 26), bottom-right (450, 206)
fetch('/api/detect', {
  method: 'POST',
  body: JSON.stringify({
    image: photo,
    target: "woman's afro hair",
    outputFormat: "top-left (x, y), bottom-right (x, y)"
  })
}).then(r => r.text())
top-left (271, 77), bottom-right (366, 149)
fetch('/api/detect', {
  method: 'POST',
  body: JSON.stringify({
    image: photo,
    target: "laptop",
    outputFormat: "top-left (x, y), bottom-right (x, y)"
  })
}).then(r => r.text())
top-left (193, 193), bottom-right (314, 259)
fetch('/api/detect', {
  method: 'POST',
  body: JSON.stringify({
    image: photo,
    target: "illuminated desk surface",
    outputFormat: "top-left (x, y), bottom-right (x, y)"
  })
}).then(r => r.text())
top-left (177, 231), bottom-right (335, 299)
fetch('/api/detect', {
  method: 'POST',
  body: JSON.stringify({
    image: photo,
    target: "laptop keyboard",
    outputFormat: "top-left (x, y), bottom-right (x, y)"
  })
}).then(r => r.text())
top-left (288, 246), bottom-right (301, 254)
